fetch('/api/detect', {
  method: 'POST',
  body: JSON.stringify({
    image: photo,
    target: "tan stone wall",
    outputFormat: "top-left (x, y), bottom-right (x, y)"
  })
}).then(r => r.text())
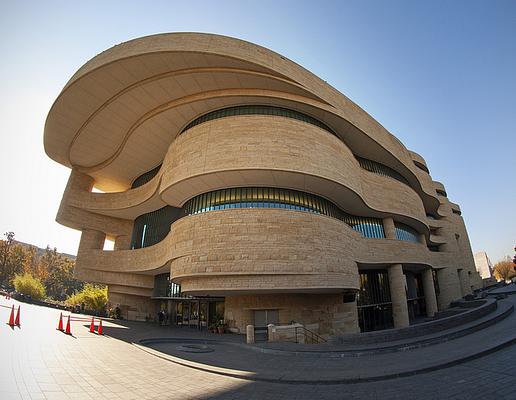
top-left (224, 293), bottom-right (359, 337)
top-left (108, 288), bottom-right (156, 321)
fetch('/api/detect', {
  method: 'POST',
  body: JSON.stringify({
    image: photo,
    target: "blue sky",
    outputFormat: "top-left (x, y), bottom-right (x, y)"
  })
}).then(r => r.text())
top-left (0, 1), bottom-right (514, 262)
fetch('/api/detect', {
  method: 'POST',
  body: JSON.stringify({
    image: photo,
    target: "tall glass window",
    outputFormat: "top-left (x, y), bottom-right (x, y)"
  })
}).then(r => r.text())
top-left (153, 273), bottom-right (183, 298)
top-left (357, 270), bottom-right (393, 332)
top-left (180, 105), bottom-right (335, 136)
top-left (130, 206), bottom-right (183, 249)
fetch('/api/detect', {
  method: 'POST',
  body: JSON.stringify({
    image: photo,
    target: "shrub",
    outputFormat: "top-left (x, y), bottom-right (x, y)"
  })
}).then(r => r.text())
top-left (65, 284), bottom-right (108, 313)
top-left (13, 273), bottom-right (46, 300)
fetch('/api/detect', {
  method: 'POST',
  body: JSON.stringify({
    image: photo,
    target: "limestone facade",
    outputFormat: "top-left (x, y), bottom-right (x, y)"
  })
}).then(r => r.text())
top-left (44, 32), bottom-right (482, 337)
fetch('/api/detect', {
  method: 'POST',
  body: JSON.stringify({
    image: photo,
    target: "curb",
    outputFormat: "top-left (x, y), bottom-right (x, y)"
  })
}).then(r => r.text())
top-left (134, 334), bottom-right (516, 385)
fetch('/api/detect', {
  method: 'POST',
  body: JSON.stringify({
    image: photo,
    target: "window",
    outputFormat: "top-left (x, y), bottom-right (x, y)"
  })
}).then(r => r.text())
top-left (356, 156), bottom-right (410, 187)
top-left (181, 105), bottom-right (335, 136)
top-left (131, 165), bottom-right (161, 188)
top-left (394, 222), bottom-right (419, 243)
top-left (413, 161), bottom-right (429, 174)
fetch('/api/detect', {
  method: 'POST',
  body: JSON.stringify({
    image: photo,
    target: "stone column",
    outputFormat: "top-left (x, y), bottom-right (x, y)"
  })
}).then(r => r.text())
top-left (76, 229), bottom-right (106, 280)
top-left (383, 217), bottom-right (396, 239)
top-left (436, 267), bottom-right (462, 309)
top-left (114, 234), bottom-right (132, 250)
top-left (422, 268), bottom-right (438, 317)
top-left (267, 324), bottom-right (275, 342)
top-left (388, 263), bottom-right (409, 328)
top-left (246, 325), bottom-right (255, 344)
top-left (78, 229), bottom-right (106, 254)
top-left (458, 269), bottom-right (471, 297)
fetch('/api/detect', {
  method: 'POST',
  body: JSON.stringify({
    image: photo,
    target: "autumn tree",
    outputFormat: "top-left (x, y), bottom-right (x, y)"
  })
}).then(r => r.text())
top-left (13, 273), bottom-right (46, 300)
top-left (43, 247), bottom-right (82, 300)
top-left (66, 284), bottom-right (107, 313)
top-left (0, 232), bottom-right (83, 300)
top-left (0, 232), bottom-right (21, 285)
top-left (493, 260), bottom-right (516, 283)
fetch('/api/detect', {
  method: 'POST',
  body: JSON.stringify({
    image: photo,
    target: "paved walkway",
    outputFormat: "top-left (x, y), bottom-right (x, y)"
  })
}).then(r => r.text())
top-left (1, 295), bottom-right (516, 399)
top-left (137, 297), bottom-right (516, 383)
top-left (488, 282), bottom-right (516, 294)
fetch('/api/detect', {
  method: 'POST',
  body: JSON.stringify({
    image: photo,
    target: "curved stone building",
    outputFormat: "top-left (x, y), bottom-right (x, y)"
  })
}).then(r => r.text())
top-left (44, 32), bottom-right (481, 336)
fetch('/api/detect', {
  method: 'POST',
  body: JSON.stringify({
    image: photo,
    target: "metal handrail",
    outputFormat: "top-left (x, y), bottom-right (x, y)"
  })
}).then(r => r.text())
top-left (294, 325), bottom-right (327, 344)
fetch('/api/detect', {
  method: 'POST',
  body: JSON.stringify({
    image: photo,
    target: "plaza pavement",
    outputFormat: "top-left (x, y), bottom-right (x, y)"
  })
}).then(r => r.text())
top-left (1, 291), bottom-right (516, 400)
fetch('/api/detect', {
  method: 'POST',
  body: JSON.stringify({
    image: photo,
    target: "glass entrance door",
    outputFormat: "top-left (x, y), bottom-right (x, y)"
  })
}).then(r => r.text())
top-left (189, 301), bottom-right (199, 328)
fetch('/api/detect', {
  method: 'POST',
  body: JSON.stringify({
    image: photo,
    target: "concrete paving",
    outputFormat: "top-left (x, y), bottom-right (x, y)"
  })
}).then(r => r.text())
top-left (1, 295), bottom-right (516, 399)
top-left (489, 282), bottom-right (516, 295)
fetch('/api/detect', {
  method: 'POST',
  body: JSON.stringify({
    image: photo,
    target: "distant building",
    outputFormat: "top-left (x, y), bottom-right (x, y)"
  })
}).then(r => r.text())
top-left (474, 252), bottom-right (493, 279)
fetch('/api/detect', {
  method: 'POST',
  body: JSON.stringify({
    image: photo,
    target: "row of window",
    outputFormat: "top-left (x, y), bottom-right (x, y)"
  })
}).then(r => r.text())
top-left (129, 185), bottom-right (423, 247)
top-left (183, 187), bottom-right (387, 239)
top-left (356, 156), bottom-right (410, 187)
top-left (394, 222), bottom-right (420, 243)
top-left (129, 186), bottom-right (422, 248)
top-left (180, 105), bottom-right (336, 135)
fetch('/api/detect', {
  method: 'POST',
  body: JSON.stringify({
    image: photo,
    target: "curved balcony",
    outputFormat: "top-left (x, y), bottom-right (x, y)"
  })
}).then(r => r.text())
top-left (159, 115), bottom-right (429, 231)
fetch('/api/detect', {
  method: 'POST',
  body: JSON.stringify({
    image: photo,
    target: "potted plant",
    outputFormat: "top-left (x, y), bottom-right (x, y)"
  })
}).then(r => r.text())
top-left (209, 323), bottom-right (217, 333)
top-left (217, 320), bottom-right (226, 334)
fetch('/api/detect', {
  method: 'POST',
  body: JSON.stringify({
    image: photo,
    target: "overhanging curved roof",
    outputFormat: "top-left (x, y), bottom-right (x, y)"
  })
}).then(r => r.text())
top-left (44, 32), bottom-right (440, 214)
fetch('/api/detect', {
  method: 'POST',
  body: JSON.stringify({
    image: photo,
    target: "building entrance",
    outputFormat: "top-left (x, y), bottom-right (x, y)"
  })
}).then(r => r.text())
top-left (171, 298), bottom-right (224, 329)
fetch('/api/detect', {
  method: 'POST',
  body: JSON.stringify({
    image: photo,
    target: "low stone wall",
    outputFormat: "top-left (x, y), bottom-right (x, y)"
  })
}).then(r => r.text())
top-left (268, 323), bottom-right (304, 343)
top-left (332, 298), bottom-right (497, 345)
top-left (225, 293), bottom-right (359, 337)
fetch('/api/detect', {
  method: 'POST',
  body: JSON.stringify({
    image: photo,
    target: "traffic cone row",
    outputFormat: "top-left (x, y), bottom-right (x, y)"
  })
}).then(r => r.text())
top-left (88, 317), bottom-right (103, 335)
top-left (57, 314), bottom-right (104, 336)
top-left (7, 305), bottom-right (20, 327)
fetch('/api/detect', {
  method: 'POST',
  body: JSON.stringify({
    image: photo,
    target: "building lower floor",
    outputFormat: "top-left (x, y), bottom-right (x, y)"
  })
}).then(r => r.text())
top-left (107, 263), bottom-right (475, 338)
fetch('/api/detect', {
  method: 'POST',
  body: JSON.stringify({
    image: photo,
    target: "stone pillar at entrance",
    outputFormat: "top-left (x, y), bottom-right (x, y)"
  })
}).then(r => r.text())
top-left (388, 263), bottom-right (409, 328)
top-left (422, 268), bottom-right (438, 317)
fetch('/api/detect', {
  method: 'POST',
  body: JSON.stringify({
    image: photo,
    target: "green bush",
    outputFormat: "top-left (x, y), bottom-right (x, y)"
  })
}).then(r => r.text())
top-left (65, 284), bottom-right (108, 313)
top-left (13, 273), bottom-right (46, 300)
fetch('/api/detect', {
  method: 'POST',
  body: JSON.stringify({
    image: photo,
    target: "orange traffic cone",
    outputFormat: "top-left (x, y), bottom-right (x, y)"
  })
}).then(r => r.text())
top-left (14, 306), bottom-right (20, 327)
top-left (89, 317), bottom-right (95, 333)
top-left (57, 313), bottom-right (63, 331)
top-left (65, 315), bottom-right (71, 335)
top-left (97, 319), bottom-right (103, 335)
top-left (7, 305), bottom-right (15, 327)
